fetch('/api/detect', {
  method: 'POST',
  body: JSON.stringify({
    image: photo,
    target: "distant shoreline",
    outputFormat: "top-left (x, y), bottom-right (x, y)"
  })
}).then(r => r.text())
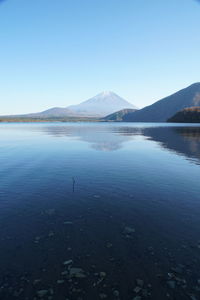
top-left (0, 118), bottom-right (102, 123)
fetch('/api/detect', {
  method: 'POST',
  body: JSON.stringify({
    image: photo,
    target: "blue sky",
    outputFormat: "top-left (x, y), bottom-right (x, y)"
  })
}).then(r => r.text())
top-left (0, 0), bottom-right (200, 115)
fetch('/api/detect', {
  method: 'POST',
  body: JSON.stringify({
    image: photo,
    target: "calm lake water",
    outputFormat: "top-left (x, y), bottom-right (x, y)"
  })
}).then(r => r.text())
top-left (0, 122), bottom-right (200, 300)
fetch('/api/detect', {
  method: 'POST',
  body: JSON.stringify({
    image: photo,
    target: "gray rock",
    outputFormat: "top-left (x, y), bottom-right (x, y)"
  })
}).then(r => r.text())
top-left (37, 290), bottom-right (48, 297)
top-left (69, 267), bottom-right (86, 278)
top-left (57, 280), bottom-right (65, 284)
top-left (189, 295), bottom-right (198, 300)
top-left (49, 289), bottom-right (54, 295)
top-left (134, 287), bottom-right (142, 294)
top-left (61, 270), bottom-right (68, 276)
top-left (113, 290), bottom-right (120, 297)
top-left (171, 266), bottom-right (183, 274)
top-left (106, 242), bottom-right (113, 248)
top-left (45, 209), bottom-right (55, 216)
top-left (33, 279), bottom-right (41, 285)
top-left (63, 259), bottom-right (73, 266)
top-left (136, 279), bottom-right (144, 287)
top-left (167, 281), bottom-right (176, 289)
top-left (133, 296), bottom-right (142, 300)
top-left (99, 293), bottom-right (107, 299)
top-left (99, 272), bottom-right (106, 278)
top-left (142, 289), bottom-right (148, 297)
top-left (124, 226), bottom-right (135, 234)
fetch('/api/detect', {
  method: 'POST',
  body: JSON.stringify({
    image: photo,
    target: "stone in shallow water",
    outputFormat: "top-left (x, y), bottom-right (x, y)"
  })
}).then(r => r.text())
top-left (134, 286), bottom-right (142, 294)
top-left (99, 293), bottom-right (107, 299)
top-left (34, 236), bottom-right (41, 243)
top-left (189, 295), bottom-right (198, 300)
top-left (37, 290), bottom-right (48, 297)
top-left (69, 268), bottom-right (86, 278)
top-left (106, 242), bottom-right (113, 248)
top-left (124, 226), bottom-right (135, 234)
top-left (63, 259), bottom-right (73, 266)
top-left (48, 231), bottom-right (54, 237)
top-left (57, 280), bottom-right (65, 284)
top-left (171, 266), bottom-right (183, 274)
top-left (136, 279), bottom-right (144, 287)
top-left (142, 289), bottom-right (148, 297)
top-left (113, 290), bottom-right (120, 297)
top-left (133, 296), bottom-right (142, 300)
top-left (99, 272), bottom-right (106, 278)
top-left (45, 209), bottom-right (55, 216)
top-left (63, 221), bottom-right (73, 225)
top-left (33, 279), bottom-right (41, 285)
top-left (167, 281), bottom-right (176, 289)
top-left (61, 270), bottom-right (68, 276)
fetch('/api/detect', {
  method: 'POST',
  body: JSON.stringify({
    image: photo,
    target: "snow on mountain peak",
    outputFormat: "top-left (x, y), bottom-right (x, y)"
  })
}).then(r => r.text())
top-left (101, 91), bottom-right (113, 96)
top-left (66, 91), bottom-right (137, 116)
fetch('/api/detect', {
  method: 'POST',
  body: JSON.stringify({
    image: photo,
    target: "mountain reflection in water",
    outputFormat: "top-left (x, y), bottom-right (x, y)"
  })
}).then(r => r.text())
top-left (28, 123), bottom-right (200, 163)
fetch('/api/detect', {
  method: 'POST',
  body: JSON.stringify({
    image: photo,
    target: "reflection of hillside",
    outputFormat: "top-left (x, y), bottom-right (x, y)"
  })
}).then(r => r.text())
top-left (144, 127), bottom-right (200, 163)
top-left (115, 125), bottom-right (200, 163)
top-left (175, 127), bottom-right (200, 142)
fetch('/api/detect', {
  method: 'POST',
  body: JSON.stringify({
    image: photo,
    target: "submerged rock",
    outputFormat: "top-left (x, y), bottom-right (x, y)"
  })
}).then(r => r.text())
top-left (37, 290), bottom-right (48, 297)
top-left (106, 242), bottom-right (113, 248)
top-left (124, 226), bottom-right (135, 234)
top-left (134, 286), bottom-right (142, 294)
top-left (133, 296), bottom-right (142, 300)
top-left (33, 279), bottom-right (41, 285)
top-left (142, 289), bottom-right (148, 297)
top-left (44, 209), bottom-right (55, 216)
top-left (49, 288), bottom-right (54, 295)
top-left (113, 290), bottom-right (120, 297)
top-left (34, 236), bottom-right (41, 243)
top-left (99, 293), bottom-right (107, 299)
top-left (69, 268), bottom-right (86, 278)
top-left (167, 280), bottom-right (176, 289)
top-left (171, 266), bottom-right (183, 274)
top-left (48, 231), bottom-right (54, 237)
top-left (57, 280), bottom-right (65, 284)
top-left (99, 272), bottom-right (106, 278)
top-left (136, 279), bottom-right (144, 287)
top-left (189, 295), bottom-right (198, 300)
top-left (63, 259), bottom-right (73, 266)
top-left (61, 270), bottom-right (68, 276)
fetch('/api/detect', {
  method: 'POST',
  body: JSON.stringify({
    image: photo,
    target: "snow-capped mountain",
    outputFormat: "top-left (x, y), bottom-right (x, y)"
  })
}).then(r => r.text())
top-left (22, 91), bottom-right (137, 118)
top-left (67, 91), bottom-right (137, 117)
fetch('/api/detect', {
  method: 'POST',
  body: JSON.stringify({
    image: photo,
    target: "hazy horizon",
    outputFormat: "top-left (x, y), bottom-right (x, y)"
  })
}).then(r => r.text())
top-left (0, 0), bottom-right (200, 114)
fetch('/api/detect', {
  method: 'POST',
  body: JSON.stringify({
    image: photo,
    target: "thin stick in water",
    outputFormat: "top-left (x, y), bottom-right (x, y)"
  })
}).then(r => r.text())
top-left (72, 177), bottom-right (75, 192)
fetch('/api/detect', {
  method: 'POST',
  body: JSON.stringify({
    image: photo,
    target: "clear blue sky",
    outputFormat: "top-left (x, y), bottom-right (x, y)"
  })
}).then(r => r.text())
top-left (0, 0), bottom-right (200, 115)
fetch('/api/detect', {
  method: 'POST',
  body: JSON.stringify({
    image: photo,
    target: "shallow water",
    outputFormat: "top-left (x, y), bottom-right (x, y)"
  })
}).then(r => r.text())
top-left (0, 122), bottom-right (200, 300)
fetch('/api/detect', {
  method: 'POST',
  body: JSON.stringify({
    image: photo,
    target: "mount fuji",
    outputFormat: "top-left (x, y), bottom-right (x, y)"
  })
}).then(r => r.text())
top-left (21, 91), bottom-right (137, 118)
top-left (66, 91), bottom-right (137, 117)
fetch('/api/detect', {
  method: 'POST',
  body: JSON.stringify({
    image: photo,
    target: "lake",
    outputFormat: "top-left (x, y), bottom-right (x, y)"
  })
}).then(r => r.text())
top-left (0, 122), bottom-right (200, 300)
